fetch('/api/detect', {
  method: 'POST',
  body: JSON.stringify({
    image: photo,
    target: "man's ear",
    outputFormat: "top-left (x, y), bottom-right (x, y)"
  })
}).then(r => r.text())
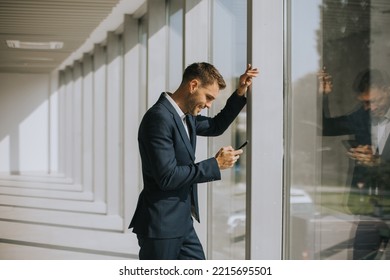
top-left (189, 79), bottom-right (199, 93)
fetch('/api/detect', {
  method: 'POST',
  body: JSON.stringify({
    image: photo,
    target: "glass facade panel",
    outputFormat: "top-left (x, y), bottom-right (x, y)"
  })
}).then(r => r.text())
top-left (167, 0), bottom-right (183, 92)
top-left (209, 0), bottom-right (247, 259)
top-left (288, 0), bottom-right (390, 260)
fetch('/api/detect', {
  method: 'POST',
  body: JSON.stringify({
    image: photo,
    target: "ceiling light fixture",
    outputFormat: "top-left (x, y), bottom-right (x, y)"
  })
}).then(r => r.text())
top-left (6, 40), bottom-right (64, 50)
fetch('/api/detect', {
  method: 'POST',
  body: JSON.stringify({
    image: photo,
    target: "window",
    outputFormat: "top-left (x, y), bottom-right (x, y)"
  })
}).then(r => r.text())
top-left (287, 0), bottom-right (390, 260)
top-left (209, 0), bottom-right (247, 260)
top-left (167, 0), bottom-right (184, 92)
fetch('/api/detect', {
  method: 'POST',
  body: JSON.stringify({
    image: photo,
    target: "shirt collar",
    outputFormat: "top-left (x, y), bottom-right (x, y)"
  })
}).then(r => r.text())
top-left (371, 107), bottom-right (390, 125)
top-left (385, 107), bottom-right (390, 121)
top-left (164, 92), bottom-right (186, 120)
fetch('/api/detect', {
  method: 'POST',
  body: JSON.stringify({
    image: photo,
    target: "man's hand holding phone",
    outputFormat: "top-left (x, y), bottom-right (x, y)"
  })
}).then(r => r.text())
top-left (347, 144), bottom-right (380, 167)
top-left (236, 140), bottom-right (248, 150)
top-left (215, 141), bottom-right (248, 170)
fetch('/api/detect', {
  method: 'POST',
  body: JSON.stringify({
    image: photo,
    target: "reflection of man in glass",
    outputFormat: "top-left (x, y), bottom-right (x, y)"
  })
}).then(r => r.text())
top-left (320, 68), bottom-right (390, 259)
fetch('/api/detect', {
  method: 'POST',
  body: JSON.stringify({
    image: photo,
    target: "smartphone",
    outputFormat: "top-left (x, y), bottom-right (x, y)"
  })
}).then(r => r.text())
top-left (341, 140), bottom-right (358, 150)
top-left (236, 140), bottom-right (248, 150)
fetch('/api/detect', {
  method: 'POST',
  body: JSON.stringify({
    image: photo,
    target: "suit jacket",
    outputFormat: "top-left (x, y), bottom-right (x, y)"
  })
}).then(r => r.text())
top-left (129, 91), bottom-right (247, 238)
top-left (323, 100), bottom-right (390, 216)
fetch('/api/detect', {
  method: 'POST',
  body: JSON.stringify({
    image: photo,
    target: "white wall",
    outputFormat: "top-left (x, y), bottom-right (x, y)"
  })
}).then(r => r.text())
top-left (0, 73), bottom-right (52, 174)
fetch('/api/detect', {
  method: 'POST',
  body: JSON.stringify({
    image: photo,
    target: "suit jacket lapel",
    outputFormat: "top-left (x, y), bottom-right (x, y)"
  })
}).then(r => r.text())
top-left (158, 94), bottom-right (195, 160)
top-left (381, 127), bottom-right (390, 161)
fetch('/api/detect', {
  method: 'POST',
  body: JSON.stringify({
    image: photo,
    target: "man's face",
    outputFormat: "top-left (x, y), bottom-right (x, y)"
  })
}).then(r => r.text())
top-left (186, 80), bottom-right (219, 116)
top-left (357, 87), bottom-right (390, 118)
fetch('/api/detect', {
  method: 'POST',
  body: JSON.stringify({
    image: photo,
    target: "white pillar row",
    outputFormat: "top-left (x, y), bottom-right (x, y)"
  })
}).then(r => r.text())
top-left (64, 67), bottom-right (74, 180)
top-left (123, 14), bottom-right (142, 229)
top-left (106, 32), bottom-right (123, 216)
top-left (93, 44), bottom-right (107, 203)
top-left (82, 54), bottom-right (94, 194)
top-left (72, 61), bottom-right (83, 185)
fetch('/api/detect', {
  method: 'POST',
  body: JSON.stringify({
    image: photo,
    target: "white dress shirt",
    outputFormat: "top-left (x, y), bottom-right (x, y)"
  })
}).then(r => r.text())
top-left (371, 108), bottom-right (390, 154)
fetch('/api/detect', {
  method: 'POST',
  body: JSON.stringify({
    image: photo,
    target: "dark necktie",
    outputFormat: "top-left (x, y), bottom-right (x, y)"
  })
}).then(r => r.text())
top-left (185, 115), bottom-right (194, 147)
top-left (185, 115), bottom-right (199, 221)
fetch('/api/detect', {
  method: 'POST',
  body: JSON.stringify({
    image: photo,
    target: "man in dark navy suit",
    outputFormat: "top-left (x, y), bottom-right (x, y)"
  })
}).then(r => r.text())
top-left (129, 62), bottom-right (259, 260)
top-left (320, 68), bottom-right (390, 259)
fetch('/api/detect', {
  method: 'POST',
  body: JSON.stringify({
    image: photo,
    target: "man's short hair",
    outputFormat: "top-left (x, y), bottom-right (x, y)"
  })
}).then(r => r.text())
top-left (182, 62), bottom-right (226, 90)
top-left (353, 69), bottom-right (390, 94)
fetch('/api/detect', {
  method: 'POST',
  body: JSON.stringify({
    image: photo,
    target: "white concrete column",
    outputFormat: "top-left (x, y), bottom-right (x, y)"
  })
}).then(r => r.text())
top-left (106, 32), bottom-right (123, 215)
top-left (167, 0), bottom-right (184, 92)
top-left (184, 0), bottom-right (211, 256)
top-left (72, 61), bottom-right (83, 185)
top-left (93, 44), bottom-right (107, 203)
top-left (123, 14), bottom-right (141, 229)
top-left (82, 54), bottom-right (94, 193)
top-left (147, 0), bottom-right (167, 106)
top-left (246, 0), bottom-right (284, 259)
top-left (64, 67), bottom-right (74, 180)
top-left (57, 71), bottom-right (66, 176)
top-left (49, 70), bottom-right (59, 174)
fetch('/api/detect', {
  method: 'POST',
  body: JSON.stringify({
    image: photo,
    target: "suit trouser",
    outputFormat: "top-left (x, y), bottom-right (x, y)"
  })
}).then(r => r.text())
top-left (137, 225), bottom-right (205, 260)
top-left (353, 219), bottom-right (389, 260)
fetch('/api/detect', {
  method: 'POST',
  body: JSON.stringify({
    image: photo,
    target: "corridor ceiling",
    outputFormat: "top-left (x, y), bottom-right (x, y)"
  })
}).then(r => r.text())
top-left (2, 1), bottom-right (390, 75)
top-left (0, 0), bottom-right (122, 74)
